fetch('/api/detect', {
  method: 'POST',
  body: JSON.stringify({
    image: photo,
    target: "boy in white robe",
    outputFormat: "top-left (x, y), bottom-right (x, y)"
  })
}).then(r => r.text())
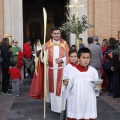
top-left (63, 49), bottom-right (78, 99)
top-left (62, 49), bottom-right (78, 120)
top-left (66, 48), bottom-right (101, 120)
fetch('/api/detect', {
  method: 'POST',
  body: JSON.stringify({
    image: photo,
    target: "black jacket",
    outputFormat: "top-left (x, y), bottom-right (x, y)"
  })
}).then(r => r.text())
top-left (1, 46), bottom-right (10, 70)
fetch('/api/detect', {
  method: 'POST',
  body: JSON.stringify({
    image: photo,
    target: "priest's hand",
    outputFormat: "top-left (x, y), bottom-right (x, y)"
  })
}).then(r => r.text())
top-left (63, 79), bottom-right (68, 85)
top-left (55, 58), bottom-right (63, 64)
top-left (42, 44), bottom-right (46, 50)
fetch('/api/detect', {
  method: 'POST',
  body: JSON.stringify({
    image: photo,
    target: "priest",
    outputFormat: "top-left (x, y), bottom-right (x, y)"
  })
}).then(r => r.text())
top-left (42, 27), bottom-right (69, 113)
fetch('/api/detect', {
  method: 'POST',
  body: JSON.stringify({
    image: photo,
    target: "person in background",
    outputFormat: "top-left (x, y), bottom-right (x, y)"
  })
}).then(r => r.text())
top-left (23, 38), bottom-right (32, 78)
top-left (70, 45), bottom-right (76, 50)
top-left (87, 37), bottom-right (102, 78)
top-left (1, 38), bottom-right (11, 95)
top-left (102, 39), bottom-right (108, 53)
top-left (93, 36), bottom-right (101, 46)
top-left (101, 39), bottom-right (109, 89)
top-left (111, 40), bottom-right (120, 98)
top-left (29, 39), bottom-right (44, 100)
top-left (0, 42), bottom-right (2, 67)
top-left (104, 37), bottom-right (116, 96)
top-left (79, 38), bottom-right (86, 49)
top-left (9, 60), bottom-right (21, 97)
top-left (11, 39), bottom-right (21, 61)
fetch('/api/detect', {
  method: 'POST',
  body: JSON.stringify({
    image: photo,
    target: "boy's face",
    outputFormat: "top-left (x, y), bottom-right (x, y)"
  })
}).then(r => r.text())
top-left (79, 40), bottom-right (82, 45)
top-left (69, 52), bottom-right (78, 63)
top-left (79, 53), bottom-right (90, 67)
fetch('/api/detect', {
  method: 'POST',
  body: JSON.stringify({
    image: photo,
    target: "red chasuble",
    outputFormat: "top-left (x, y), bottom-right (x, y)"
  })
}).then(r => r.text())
top-left (29, 57), bottom-right (44, 100)
top-left (45, 39), bottom-right (69, 96)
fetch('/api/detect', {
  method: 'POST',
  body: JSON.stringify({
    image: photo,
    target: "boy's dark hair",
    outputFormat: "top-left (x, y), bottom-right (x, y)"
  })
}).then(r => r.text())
top-left (78, 48), bottom-right (91, 58)
top-left (11, 60), bottom-right (17, 67)
top-left (79, 38), bottom-right (83, 41)
top-left (25, 38), bottom-right (30, 42)
top-left (69, 49), bottom-right (77, 57)
top-left (87, 37), bottom-right (93, 44)
top-left (71, 45), bottom-right (76, 49)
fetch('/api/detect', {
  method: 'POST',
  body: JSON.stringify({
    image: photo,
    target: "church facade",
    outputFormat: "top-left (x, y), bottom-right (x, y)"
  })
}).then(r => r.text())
top-left (0, 0), bottom-right (120, 49)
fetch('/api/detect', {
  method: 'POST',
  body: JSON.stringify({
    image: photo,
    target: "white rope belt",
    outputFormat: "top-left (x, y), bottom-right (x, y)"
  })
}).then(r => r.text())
top-left (48, 67), bottom-right (63, 69)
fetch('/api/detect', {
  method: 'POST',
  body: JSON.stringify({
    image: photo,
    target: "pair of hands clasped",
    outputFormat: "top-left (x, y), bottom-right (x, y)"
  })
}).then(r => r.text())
top-left (42, 44), bottom-right (63, 64)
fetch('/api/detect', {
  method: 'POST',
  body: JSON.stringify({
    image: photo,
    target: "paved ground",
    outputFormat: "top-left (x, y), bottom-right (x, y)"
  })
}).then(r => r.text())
top-left (0, 79), bottom-right (120, 120)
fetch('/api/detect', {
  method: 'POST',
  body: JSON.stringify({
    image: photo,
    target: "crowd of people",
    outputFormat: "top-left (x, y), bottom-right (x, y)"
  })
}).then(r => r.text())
top-left (0, 27), bottom-right (120, 120)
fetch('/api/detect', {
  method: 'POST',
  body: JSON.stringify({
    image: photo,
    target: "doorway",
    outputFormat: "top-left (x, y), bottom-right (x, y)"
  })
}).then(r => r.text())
top-left (23, 0), bottom-right (67, 45)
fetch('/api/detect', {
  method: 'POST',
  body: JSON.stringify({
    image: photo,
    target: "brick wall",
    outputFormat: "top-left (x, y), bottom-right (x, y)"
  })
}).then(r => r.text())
top-left (88, 0), bottom-right (120, 44)
top-left (0, 0), bottom-right (4, 42)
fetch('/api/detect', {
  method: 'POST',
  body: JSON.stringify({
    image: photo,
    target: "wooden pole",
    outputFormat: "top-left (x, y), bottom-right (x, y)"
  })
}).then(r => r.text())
top-left (43, 7), bottom-right (47, 120)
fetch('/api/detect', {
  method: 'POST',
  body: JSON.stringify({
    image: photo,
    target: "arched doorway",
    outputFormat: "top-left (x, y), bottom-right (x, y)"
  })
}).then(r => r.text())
top-left (29, 22), bottom-right (41, 46)
top-left (23, 0), bottom-right (67, 46)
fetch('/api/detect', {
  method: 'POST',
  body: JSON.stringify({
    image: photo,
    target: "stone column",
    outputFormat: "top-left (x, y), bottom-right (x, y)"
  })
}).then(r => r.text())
top-left (3, 0), bottom-right (12, 36)
top-left (4, 0), bottom-right (24, 78)
top-left (69, 0), bottom-right (88, 47)
top-left (4, 0), bottom-right (23, 50)
top-left (0, 0), bottom-right (4, 41)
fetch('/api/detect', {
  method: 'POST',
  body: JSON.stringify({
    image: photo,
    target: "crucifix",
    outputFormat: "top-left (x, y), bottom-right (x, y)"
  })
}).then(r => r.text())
top-left (65, 1), bottom-right (86, 51)
top-left (65, 1), bottom-right (86, 12)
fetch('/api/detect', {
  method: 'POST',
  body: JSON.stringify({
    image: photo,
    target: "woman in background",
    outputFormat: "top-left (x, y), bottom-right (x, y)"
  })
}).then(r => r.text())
top-left (101, 39), bottom-right (109, 89)
top-left (29, 39), bottom-right (44, 100)
top-left (1, 38), bottom-right (11, 95)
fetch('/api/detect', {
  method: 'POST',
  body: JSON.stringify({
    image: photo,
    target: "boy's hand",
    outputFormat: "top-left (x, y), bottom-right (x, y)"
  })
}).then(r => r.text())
top-left (63, 79), bottom-right (68, 85)
top-left (16, 52), bottom-right (19, 55)
top-left (20, 81), bottom-right (23, 85)
top-left (96, 84), bottom-right (102, 90)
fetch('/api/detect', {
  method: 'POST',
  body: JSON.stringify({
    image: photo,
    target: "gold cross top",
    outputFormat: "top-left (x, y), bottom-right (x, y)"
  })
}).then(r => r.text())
top-left (65, 2), bottom-right (86, 11)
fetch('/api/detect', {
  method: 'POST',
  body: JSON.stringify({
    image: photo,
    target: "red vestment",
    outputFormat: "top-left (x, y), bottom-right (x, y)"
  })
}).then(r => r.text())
top-left (29, 57), bottom-right (44, 100)
top-left (45, 39), bottom-right (69, 96)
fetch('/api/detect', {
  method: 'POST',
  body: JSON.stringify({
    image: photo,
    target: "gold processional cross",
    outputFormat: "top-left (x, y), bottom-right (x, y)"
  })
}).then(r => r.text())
top-left (65, 1), bottom-right (86, 12)
top-left (65, 1), bottom-right (86, 51)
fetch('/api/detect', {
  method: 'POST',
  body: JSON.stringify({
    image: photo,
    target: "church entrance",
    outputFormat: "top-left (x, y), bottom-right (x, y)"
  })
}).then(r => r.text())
top-left (23, 0), bottom-right (67, 46)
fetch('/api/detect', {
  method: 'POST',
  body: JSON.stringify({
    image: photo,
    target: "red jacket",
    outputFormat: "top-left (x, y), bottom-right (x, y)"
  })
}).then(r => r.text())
top-left (9, 67), bottom-right (21, 80)
top-left (17, 52), bottom-right (24, 69)
top-left (23, 42), bottom-right (32, 59)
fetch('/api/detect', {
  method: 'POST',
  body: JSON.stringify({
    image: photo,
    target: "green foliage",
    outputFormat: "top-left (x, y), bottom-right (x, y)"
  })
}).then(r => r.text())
top-left (113, 43), bottom-right (120, 57)
top-left (60, 12), bottom-right (93, 38)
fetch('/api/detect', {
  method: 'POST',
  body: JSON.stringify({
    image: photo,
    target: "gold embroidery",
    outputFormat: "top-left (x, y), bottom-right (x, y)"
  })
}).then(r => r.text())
top-left (53, 41), bottom-right (60, 46)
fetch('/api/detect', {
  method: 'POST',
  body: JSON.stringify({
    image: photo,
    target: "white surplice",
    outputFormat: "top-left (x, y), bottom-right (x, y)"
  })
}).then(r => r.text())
top-left (46, 40), bottom-right (66, 113)
top-left (67, 66), bottom-right (99, 119)
top-left (63, 63), bottom-right (76, 99)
